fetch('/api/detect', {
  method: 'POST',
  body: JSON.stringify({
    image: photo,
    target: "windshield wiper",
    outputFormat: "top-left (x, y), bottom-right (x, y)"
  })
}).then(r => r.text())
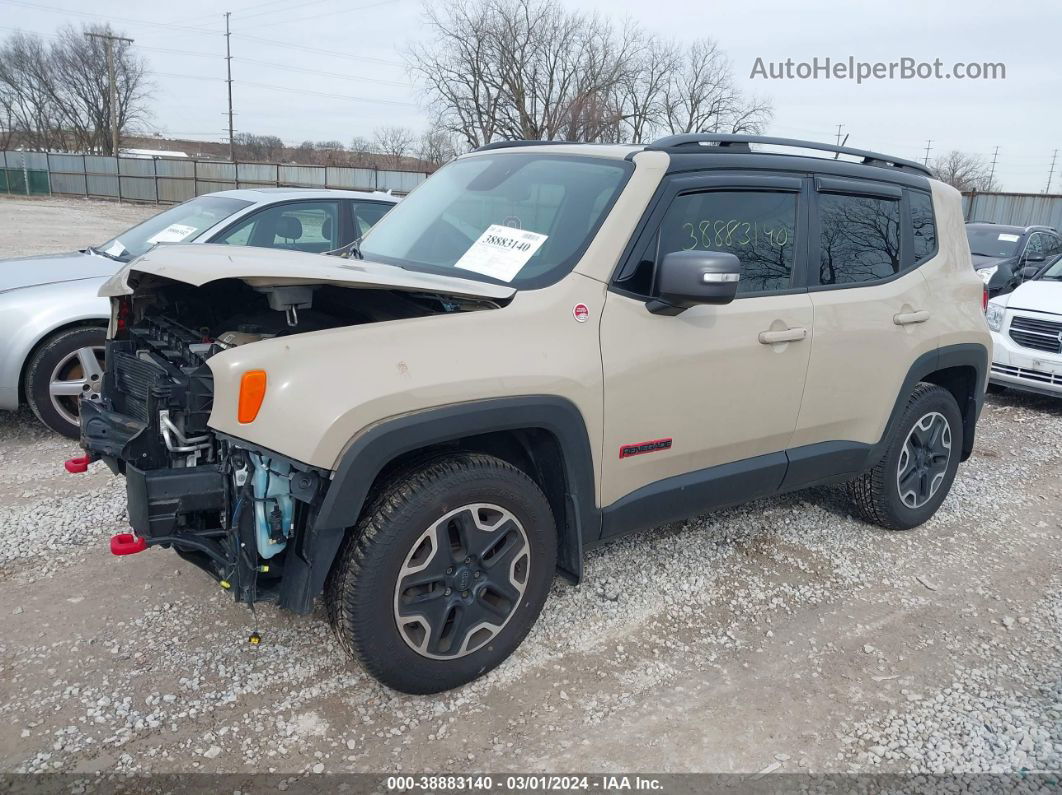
top-left (970, 252), bottom-right (997, 258)
top-left (87, 245), bottom-right (124, 262)
top-left (325, 237), bottom-right (364, 260)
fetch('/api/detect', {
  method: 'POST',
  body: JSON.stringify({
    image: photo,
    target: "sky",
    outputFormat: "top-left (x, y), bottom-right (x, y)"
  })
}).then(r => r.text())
top-left (2, 0), bottom-right (1059, 192)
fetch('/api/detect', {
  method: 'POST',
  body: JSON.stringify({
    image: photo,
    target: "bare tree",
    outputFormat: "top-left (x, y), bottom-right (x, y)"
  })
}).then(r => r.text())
top-left (0, 24), bottom-right (149, 154)
top-left (932, 150), bottom-right (998, 192)
top-left (407, 0), bottom-right (771, 148)
top-left (374, 125), bottom-right (416, 168)
top-left (234, 133), bottom-right (285, 161)
top-left (418, 123), bottom-right (460, 167)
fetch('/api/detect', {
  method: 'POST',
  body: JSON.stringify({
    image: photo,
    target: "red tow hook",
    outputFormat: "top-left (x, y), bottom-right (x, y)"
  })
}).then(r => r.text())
top-left (64, 455), bottom-right (90, 474)
top-left (110, 533), bottom-right (148, 556)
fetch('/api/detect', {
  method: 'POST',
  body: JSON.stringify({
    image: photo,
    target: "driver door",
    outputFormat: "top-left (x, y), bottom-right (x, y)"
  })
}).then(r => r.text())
top-left (599, 174), bottom-right (813, 527)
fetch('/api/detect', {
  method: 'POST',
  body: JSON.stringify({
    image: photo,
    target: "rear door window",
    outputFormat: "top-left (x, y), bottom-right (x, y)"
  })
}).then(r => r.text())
top-left (816, 193), bottom-right (902, 285)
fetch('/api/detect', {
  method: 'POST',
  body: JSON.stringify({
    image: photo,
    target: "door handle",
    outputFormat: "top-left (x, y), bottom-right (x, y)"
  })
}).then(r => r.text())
top-left (893, 310), bottom-right (930, 325)
top-left (758, 327), bottom-right (807, 345)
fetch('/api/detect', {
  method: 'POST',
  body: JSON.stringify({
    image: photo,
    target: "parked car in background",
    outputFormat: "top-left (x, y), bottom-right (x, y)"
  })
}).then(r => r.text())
top-left (965, 222), bottom-right (1062, 298)
top-left (987, 255), bottom-right (1062, 397)
top-left (0, 188), bottom-right (398, 437)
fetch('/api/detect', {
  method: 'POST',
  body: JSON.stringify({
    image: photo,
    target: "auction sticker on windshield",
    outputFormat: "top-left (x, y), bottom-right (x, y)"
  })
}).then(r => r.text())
top-left (147, 224), bottom-right (198, 245)
top-left (454, 224), bottom-right (548, 282)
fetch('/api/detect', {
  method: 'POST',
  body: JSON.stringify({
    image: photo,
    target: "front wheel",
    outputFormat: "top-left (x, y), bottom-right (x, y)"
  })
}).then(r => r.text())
top-left (847, 383), bottom-right (963, 531)
top-left (24, 326), bottom-right (106, 439)
top-left (326, 453), bottom-right (557, 694)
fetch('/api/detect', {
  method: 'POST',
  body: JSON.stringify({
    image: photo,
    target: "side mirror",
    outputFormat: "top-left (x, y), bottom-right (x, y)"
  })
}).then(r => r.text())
top-left (647, 250), bottom-right (742, 316)
top-left (1024, 251), bottom-right (1045, 263)
top-left (1021, 265), bottom-right (1041, 280)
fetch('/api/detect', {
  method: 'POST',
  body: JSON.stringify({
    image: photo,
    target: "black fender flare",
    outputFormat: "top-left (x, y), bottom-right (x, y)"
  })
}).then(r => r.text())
top-left (278, 396), bottom-right (599, 613)
top-left (872, 342), bottom-right (989, 464)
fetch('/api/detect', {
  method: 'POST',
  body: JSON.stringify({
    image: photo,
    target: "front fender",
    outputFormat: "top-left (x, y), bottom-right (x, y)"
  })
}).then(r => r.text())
top-left (0, 279), bottom-right (110, 410)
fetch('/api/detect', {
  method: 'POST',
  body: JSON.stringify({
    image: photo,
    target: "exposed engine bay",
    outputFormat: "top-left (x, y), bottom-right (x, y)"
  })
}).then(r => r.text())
top-left (80, 275), bottom-right (498, 609)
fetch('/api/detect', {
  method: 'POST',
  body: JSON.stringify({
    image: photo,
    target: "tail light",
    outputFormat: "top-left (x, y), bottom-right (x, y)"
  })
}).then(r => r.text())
top-left (238, 370), bottom-right (267, 423)
top-left (982, 287), bottom-right (988, 313)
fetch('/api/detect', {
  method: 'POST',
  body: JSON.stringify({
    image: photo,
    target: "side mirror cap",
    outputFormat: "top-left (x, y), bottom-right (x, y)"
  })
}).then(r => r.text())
top-left (1021, 265), bottom-right (1041, 280)
top-left (647, 250), bottom-right (742, 316)
top-left (1024, 252), bottom-right (1045, 263)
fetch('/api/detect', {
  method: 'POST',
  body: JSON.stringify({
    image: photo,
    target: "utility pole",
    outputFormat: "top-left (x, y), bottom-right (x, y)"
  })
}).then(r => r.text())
top-left (85, 31), bottom-right (134, 156)
top-left (988, 146), bottom-right (999, 189)
top-left (923, 139), bottom-right (932, 167)
top-left (225, 12), bottom-right (235, 163)
top-left (835, 123), bottom-right (844, 147)
top-left (1046, 149), bottom-right (1058, 194)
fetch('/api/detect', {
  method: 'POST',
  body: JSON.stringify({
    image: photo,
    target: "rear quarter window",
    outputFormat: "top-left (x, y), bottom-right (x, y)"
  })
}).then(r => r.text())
top-left (910, 190), bottom-right (937, 263)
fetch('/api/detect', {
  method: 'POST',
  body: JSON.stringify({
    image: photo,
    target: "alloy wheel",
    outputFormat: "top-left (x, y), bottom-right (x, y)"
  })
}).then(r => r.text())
top-left (393, 503), bottom-right (530, 659)
top-left (896, 411), bottom-right (952, 509)
top-left (48, 345), bottom-right (105, 427)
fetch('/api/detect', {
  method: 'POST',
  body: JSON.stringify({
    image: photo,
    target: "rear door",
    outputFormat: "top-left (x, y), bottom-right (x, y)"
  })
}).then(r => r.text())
top-left (790, 177), bottom-right (936, 458)
top-left (600, 173), bottom-right (813, 511)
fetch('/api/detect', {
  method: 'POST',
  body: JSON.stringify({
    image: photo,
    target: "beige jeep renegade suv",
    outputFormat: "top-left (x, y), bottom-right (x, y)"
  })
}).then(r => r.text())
top-left (76, 135), bottom-right (990, 693)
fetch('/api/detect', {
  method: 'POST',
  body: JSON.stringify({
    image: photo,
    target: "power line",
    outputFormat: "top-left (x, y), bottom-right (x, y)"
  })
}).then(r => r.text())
top-left (239, 79), bottom-right (417, 107)
top-left (233, 31), bottom-right (403, 67)
top-left (238, 0), bottom-right (401, 31)
top-left (236, 56), bottom-right (410, 87)
top-left (0, 0), bottom-right (222, 35)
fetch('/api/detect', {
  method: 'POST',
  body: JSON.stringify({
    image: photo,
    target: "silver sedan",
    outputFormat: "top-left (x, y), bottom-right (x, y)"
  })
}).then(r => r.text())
top-left (0, 188), bottom-right (398, 436)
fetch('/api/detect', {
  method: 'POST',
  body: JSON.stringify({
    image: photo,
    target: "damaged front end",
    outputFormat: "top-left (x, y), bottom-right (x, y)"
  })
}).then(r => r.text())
top-left (80, 301), bottom-right (330, 609)
top-left (77, 245), bottom-right (512, 612)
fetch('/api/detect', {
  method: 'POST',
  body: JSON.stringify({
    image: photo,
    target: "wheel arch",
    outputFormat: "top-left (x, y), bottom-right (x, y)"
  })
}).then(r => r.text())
top-left (279, 396), bottom-right (599, 614)
top-left (877, 343), bottom-right (989, 463)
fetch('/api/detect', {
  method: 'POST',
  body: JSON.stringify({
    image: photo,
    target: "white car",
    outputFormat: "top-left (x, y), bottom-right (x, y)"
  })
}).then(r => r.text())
top-left (0, 188), bottom-right (398, 436)
top-left (987, 255), bottom-right (1062, 396)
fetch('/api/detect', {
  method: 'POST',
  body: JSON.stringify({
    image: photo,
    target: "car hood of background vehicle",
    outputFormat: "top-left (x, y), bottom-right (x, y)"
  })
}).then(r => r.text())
top-left (971, 254), bottom-right (1014, 270)
top-left (0, 250), bottom-right (116, 292)
top-left (99, 244), bottom-right (517, 301)
top-left (1004, 280), bottom-right (1062, 315)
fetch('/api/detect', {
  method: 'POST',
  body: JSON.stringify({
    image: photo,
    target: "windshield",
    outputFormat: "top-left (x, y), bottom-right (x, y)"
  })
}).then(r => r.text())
top-left (359, 154), bottom-right (632, 287)
top-left (966, 226), bottom-right (1022, 259)
top-left (1038, 258), bottom-right (1062, 281)
top-left (96, 195), bottom-right (252, 261)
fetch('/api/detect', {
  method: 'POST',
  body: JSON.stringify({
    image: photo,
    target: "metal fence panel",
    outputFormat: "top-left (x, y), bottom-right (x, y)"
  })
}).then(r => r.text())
top-left (326, 166), bottom-right (377, 190)
top-left (963, 192), bottom-right (1062, 230)
top-left (195, 161), bottom-right (236, 181)
top-left (237, 162), bottom-right (276, 184)
top-left (1, 150), bottom-right (428, 203)
top-left (84, 155), bottom-right (118, 175)
top-left (278, 165), bottom-right (325, 187)
top-left (49, 170), bottom-right (88, 195)
top-left (378, 169), bottom-right (426, 193)
top-left (155, 158), bottom-right (195, 178)
top-left (119, 176), bottom-right (157, 202)
top-left (157, 178), bottom-right (196, 203)
top-left (118, 157), bottom-right (155, 176)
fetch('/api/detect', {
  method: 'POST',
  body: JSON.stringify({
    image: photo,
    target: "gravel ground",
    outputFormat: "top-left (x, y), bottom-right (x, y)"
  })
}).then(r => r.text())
top-left (0, 196), bottom-right (1060, 778)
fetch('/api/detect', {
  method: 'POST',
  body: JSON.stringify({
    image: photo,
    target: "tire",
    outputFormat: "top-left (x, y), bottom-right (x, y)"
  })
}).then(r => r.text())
top-left (847, 383), bottom-right (963, 531)
top-left (24, 326), bottom-right (106, 439)
top-left (325, 453), bottom-right (557, 694)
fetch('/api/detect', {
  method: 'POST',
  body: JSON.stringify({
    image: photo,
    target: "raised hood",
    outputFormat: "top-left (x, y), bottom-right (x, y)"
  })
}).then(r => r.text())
top-left (1006, 279), bottom-right (1062, 316)
top-left (98, 243), bottom-right (517, 301)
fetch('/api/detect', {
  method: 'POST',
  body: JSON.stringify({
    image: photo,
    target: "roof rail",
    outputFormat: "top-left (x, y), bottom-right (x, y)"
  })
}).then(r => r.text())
top-left (646, 134), bottom-right (933, 177)
top-left (473, 140), bottom-right (578, 152)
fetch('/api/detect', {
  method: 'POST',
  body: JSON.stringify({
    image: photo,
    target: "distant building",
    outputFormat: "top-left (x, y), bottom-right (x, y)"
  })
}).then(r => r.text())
top-left (120, 148), bottom-right (189, 159)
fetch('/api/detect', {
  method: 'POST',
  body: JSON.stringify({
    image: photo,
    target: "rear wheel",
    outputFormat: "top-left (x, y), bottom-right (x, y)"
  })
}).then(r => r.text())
top-left (847, 383), bottom-right (963, 530)
top-left (24, 326), bottom-right (105, 439)
top-left (326, 453), bottom-right (557, 693)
